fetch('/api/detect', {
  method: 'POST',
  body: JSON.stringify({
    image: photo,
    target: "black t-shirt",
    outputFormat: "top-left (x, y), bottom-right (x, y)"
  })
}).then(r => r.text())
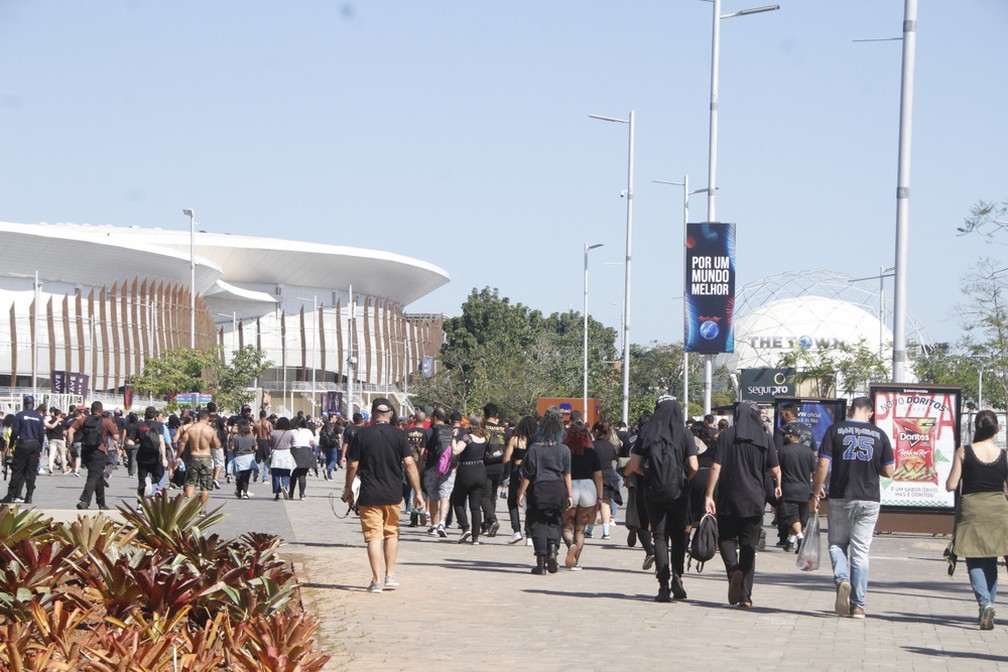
top-left (819, 420), bottom-right (894, 502)
top-left (570, 448), bottom-right (602, 480)
top-left (710, 427), bottom-right (779, 518)
top-left (457, 436), bottom-right (487, 463)
top-left (773, 421), bottom-right (816, 453)
top-left (348, 422), bottom-right (412, 506)
top-left (342, 424), bottom-right (361, 448)
top-left (593, 440), bottom-right (618, 469)
top-left (778, 441), bottom-right (817, 502)
top-left (405, 425), bottom-right (431, 464)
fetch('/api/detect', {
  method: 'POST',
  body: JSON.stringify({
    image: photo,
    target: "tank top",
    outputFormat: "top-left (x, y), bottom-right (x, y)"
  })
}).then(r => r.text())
top-left (961, 444), bottom-right (1008, 495)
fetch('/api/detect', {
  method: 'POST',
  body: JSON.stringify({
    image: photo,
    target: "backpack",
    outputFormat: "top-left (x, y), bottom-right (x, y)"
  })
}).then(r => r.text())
top-left (136, 422), bottom-right (162, 463)
top-left (319, 422), bottom-right (339, 449)
top-left (435, 424), bottom-right (455, 477)
top-left (643, 438), bottom-right (685, 505)
top-left (81, 415), bottom-right (104, 450)
top-left (483, 423), bottom-right (507, 465)
top-left (688, 513), bottom-right (719, 572)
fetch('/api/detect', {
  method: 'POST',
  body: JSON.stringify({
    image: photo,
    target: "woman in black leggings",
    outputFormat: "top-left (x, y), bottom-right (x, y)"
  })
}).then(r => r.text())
top-left (450, 414), bottom-right (488, 545)
top-left (517, 412), bottom-right (572, 575)
top-left (502, 416), bottom-right (538, 545)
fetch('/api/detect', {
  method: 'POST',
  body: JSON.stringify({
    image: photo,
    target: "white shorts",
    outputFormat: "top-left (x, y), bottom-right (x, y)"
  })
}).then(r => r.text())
top-left (571, 478), bottom-right (597, 508)
top-left (211, 448), bottom-right (225, 469)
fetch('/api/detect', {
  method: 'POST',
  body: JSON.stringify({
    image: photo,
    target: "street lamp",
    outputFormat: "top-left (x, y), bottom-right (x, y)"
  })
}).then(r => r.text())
top-left (848, 266), bottom-right (895, 363)
top-left (703, 0), bottom-right (779, 414)
top-left (583, 243), bottom-right (604, 417)
top-left (655, 176), bottom-right (711, 415)
top-left (589, 110), bottom-right (635, 424)
top-left (298, 295), bottom-right (318, 416)
top-left (182, 208), bottom-right (196, 349)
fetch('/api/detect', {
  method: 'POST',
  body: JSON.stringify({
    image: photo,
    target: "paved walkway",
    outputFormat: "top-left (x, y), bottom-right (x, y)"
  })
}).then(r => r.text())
top-left (14, 466), bottom-right (1008, 671)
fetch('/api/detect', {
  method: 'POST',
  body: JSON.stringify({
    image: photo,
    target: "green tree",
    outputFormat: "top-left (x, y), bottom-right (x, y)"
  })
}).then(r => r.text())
top-left (776, 339), bottom-right (889, 398)
top-left (133, 345), bottom-right (271, 413)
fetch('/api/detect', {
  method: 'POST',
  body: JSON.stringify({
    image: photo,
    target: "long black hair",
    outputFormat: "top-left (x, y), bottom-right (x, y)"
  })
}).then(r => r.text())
top-left (973, 410), bottom-right (999, 443)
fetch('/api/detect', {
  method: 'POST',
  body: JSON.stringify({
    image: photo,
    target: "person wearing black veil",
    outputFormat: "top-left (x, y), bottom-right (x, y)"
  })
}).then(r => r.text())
top-left (705, 401), bottom-right (782, 608)
top-left (625, 396), bottom-right (698, 602)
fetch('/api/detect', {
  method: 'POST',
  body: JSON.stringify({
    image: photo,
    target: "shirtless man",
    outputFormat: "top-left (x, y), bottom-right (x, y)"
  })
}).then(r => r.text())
top-left (254, 410), bottom-right (273, 483)
top-left (178, 410), bottom-right (221, 511)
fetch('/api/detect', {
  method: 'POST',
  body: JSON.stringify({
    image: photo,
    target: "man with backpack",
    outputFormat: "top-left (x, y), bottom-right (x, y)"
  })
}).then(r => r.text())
top-left (422, 407), bottom-right (456, 537)
top-left (319, 414), bottom-right (342, 481)
top-left (705, 401), bottom-right (782, 608)
top-left (481, 403), bottom-right (508, 537)
top-left (624, 396), bottom-right (698, 602)
top-left (134, 406), bottom-right (167, 498)
top-left (67, 401), bottom-right (121, 510)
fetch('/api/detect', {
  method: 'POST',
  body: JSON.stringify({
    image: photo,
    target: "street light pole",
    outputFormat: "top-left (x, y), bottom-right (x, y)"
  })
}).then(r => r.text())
top-left (583, 243), bottom-right (604, 418)
top-left (703, 0), bottom-right (779, 414)
top-left (655, 176), bottom-right (711, 416)
top-left (182, 208), bottom-right (196, 349)
top-left (589, 110), bottom-right (635, 424)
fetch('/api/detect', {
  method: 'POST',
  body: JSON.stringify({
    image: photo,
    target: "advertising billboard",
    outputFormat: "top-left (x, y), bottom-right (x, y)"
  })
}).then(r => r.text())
top-left (685, 222), bottom-right (735, 354)
top-left (772, 397), bottom-right (847, 450)
top-left (740, 368), bottom-right (796, 403)
top-left (871, 384), bottom-right (961, 510)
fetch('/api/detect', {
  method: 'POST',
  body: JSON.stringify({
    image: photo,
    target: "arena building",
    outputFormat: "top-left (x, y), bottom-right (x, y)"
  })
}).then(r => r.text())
top-left (0, 221), bottom-right (450, 415)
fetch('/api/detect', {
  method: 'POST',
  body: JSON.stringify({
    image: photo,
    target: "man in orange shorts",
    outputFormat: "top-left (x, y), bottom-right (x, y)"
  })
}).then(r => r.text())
top-left (343, 398), bottom-right (423, 593)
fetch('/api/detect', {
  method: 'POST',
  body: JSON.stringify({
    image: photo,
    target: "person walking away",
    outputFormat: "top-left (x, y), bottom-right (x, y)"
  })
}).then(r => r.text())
top-left (591, 421), bottom-right (622, 538)
top-left (405, 412), bottom-right (431, 527)
top-left (626, 397), bottom-right (698, 601)
top-left (517, 413), bottom-right (572, 575)
top-left (254, 410), bottom-right (273, 485)
top-left (67, 401), bottom-right (120, 510)
top-left (561, 422), bottom-right (603, 571)
top-left (772, 402), bottom-right (816, 547)
top-left (343, 397), bottom-right (423, 593)
top-left (481, 403), bottom-right (508, 537)
top-left (232, 419), bottom-right (258, 499)
top-left (422, 408), bottom-right (456, 537)
top-left (1, 395), bottom-right (46, 505)
top-left (177, 410), bottom-right (222, 512)
top-left (268, 417), bottom-right (296, 500)
top-left (944, 410), bottom-right (1008, 630)
top-left (776, 423), bottom-right (818, 552)
top-left (340, 413), bottom-right (365, 467)
top-left (502, 416), bottom-right (538, 544)
top-left (450, 414), bottom-right (488, 544)
top-left (134, 406), bottom-right (167, 498)
top-left (809, 396), bottom-right (894, 619)
top-left (289, 416), bottom-right (316, 500)
top-left (705, 401), bottom-right (781, 608)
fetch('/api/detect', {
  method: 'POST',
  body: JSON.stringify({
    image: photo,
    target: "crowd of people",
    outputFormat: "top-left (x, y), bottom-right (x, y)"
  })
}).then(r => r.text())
top-left (2, 390), bottom-right (1006, 629)
top-left (341, 395), bottom-right (1008, 629)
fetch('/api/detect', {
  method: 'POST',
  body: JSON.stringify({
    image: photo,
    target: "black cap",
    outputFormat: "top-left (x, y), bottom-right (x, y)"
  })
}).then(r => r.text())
top-left (371, 397), bottom-right (394, 414)
top-left (23, 394), bottom-right (34, 405)
top-left (782, 422), bottom-right (802, 437)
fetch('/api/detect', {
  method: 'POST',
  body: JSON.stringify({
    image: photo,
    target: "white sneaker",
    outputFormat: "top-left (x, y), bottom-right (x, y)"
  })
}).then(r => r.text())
top-left (508, 532), bottom-right (523, 545)
top-left (525, 537), bottom-right (533, 546)
top-left (384, 576), bottom-right (400, 590)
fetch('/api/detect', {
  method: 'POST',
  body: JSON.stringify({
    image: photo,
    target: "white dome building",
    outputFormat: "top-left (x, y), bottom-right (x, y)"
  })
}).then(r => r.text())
top-left (718, 270), bottom-right (929, 385)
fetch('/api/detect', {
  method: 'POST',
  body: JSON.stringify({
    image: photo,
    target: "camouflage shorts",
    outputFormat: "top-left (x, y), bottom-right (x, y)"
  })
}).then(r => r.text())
top-left (185, 456), bottom-right (214, 492)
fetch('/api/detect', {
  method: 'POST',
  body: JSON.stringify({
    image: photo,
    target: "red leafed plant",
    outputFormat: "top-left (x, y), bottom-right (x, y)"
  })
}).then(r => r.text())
top-left (228, 611), bottom-right (331, 672)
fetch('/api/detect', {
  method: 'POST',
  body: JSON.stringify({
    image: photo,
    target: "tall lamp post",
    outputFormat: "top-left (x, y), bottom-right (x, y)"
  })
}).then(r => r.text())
top-left (589, 110), bottom-right (635, 424)
top-left (182, 209), bottom-right (196, 349)
top-left (848, 266), bottom-right (895, 363)
top-left (583, 243), bottom-right (604, 418)
top-left (655, 175), bottom-right (710, 414)
top-left (703, 0), bottom-right (779, 414)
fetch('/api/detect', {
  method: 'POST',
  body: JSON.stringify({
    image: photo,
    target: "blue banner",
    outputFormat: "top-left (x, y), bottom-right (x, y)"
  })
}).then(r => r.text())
top-left (684, 222), bottom-right (735, 353)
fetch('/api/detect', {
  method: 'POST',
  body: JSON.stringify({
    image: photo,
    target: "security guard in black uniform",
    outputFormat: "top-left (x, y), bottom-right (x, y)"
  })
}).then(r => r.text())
top-left (2, 394), bottom-right (46, 505)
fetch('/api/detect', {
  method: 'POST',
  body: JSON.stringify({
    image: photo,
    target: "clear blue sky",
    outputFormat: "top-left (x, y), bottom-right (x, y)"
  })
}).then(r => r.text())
top-left (2, 1), bottom-right (1005, 349)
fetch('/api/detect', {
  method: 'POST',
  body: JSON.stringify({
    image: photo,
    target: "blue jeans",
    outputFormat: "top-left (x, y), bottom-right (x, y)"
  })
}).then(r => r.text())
top-left (271, 468), bottom-right (291, 495)
top-left (324, 447), bottom-right (340, 475)
top-left (827, 499), bottom-right (880, 609)
top-left (966, 557), bottom-right (998, 607)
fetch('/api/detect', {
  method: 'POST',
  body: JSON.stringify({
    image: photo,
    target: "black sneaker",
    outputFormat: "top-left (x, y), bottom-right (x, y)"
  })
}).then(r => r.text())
top-left (76, 501), bottom-right (87, 510)
top-left (488, 521), bottom-right (500, 537)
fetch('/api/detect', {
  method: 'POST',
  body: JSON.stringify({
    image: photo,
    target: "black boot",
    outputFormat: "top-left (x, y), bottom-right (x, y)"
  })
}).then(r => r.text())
top-left (655, 581), bottom-right (671, 603)
top-left (531, 555), bottom-right (546, 575)
top-left (671, 575), bottom-right (687, 600)
top-left (546, 542), bottom-right (559, 574)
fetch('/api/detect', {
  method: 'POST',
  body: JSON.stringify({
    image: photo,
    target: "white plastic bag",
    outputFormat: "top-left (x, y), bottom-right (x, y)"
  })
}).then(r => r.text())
top-left (795, 512), bottom-right (822, 571)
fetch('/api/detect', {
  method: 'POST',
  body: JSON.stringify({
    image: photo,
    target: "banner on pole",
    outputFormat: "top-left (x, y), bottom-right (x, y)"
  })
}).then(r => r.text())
top-left (684, 222), bottom-right (735, 354)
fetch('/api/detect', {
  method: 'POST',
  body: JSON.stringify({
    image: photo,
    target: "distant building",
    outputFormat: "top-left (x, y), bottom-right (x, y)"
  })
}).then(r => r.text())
top-left (0, 221), bottom-right (449, 415)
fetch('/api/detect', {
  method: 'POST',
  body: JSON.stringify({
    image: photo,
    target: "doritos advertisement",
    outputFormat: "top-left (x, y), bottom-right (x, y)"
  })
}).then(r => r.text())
top-left (872, 384), bottom-right (960, 510)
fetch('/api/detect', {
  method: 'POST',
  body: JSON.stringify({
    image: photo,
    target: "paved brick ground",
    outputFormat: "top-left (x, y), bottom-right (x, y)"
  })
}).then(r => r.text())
top-left (15, 465), bottom-right (1008, 671)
